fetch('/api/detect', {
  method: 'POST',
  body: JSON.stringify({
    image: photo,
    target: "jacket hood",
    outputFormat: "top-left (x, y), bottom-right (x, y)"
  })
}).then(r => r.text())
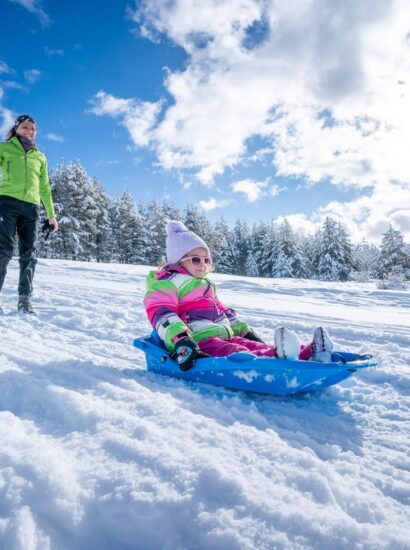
top-left (155, 263), bottom-right (190, 280)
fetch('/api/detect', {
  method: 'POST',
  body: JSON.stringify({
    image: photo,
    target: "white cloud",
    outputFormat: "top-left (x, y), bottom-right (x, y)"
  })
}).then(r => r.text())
top-left (24, 69), bottom-right (41, 84)
top-left (45, 133), bottom-right (64, 142)
top-left (230, 178), bottom-right (267, 202)
top-left (0, 106), bottom-right (15, 139)
top-left (273, 180), bottom-right (410, 243)
top-left (269, 184), bottom-right (284, 197)
top-left (199, 196), bottom-right (233, 211)
top-left (93, 0), bottom-right (410, 240)
top-left (9, 0), bottom-right (50, 27)
top-left (90, 91), bottom-right (161, 148)
top-left (126, 1), bottom-right (410, 182)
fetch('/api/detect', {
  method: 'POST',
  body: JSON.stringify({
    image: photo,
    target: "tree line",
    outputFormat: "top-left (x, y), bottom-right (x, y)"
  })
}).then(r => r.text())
top-left (36, 160), bottom-right (410, 285)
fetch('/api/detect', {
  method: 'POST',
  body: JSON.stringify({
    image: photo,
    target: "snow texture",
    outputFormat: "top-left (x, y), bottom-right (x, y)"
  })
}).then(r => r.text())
top-left (0, 259), bottom-right (409, 549)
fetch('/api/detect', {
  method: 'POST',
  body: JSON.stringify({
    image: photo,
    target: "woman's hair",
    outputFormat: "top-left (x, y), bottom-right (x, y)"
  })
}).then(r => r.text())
top-left (6, 127), bottom-right (18, 141)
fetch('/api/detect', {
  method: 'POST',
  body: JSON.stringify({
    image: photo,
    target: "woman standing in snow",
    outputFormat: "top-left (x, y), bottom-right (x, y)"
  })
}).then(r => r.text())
top-left (0, 114), bottom-right (58, 315)
top-left (144, 221), bottom-right (334, 371)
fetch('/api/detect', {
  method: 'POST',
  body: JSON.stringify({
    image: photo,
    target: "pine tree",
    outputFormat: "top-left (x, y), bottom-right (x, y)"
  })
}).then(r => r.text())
top-left (352, 239), bottom-right (380, 280)
top-left (47, 161), bottom-right (98, 261)
top-left (229, 220), bottom-right (250, 275)
top-left (143, 200), bottom-right (167, 266)
top-left (110, 189), bottom-right (146, 264)
top-left (183, 203), bottom-right (218, 254)
top-left (245, 225), bottom-right (262, 276)
top-left (379, 225), bottom-right (409, 279)
top-left (248, 222), bottom-right (271, 277)
top-left (261, 223), bottom-right (279, 277)
top-left (91, 177), bottom-right (112, 263)
top-left (271, 219), bottom-right (309, 278)
top-left (212, 217), bottom-right (236, 274)
top-left (316, 217), bottom-right (354, 281)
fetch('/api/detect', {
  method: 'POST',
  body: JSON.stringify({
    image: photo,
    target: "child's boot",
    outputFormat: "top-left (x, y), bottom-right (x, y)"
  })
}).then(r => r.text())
top-left (312, 326), bottom-right (333, 362)
top-left (274, 326), bottom-right (300, 360)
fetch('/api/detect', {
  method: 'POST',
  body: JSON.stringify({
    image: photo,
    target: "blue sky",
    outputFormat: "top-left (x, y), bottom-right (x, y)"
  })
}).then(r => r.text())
top-left (1, 0), bottom-right (409, 241)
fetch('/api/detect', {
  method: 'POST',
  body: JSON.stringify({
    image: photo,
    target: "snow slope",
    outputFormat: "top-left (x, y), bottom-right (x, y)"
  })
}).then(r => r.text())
top-left (0, 259), bottom-right (409, 550)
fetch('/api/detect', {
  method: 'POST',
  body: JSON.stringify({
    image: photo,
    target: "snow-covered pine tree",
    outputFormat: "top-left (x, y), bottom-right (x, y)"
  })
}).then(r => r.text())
top-left (47, 161), bottom-right (98, 261)
top-left (248, 222), bottom-right (271, 277)
top-left (405, 242), bottom-right (410, 280)
top-left (352, 239), bottom-right (380, 281)
top-left (91, 177), bottom-right (112, 263)
top-left (270, 219), bottom-right (309, 278)
top-left (261, 223), bottom-right (279, 277)
top-left (245, 224), bottom-right (262, 276)
top-left (378, 225), bottom-right (409, 279)
top-left (109, 189), bottom-right (146, 264)
top-left (230, 220), bottom-right (250, 275)
top-left (316, 217), bottom-right (354, 281)
top-left (161, 202), bottom-right (181, 225)
top-left (143, 200), bottom-right (167, 266)
top-left (212, 217), bottom-right (236, 274)
top-left (183, 203), bottom-right (219, 256)
top-left (336, 221), bottom-right (354, 281)
top-left (301, 228), bottom-right (321, 278)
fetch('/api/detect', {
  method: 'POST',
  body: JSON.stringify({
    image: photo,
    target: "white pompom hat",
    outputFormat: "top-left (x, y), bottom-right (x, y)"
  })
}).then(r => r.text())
top-left (166, 220), bottom-right (210, 264)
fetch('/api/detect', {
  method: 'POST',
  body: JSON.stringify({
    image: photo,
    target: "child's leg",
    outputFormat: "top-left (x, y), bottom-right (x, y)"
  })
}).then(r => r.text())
top-left (233, 336), bottom-right (313, 359)
top-left (298, 343), bottom-right (313, 361)
top-left (198, 337), bottom-right (261, 357)
top-left (231, 336), bottom-right (276, 357)
top-left (198, 336), bottom-right (314, 360)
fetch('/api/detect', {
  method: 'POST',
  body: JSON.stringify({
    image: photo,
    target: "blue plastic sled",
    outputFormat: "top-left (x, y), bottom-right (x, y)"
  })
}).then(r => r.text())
top-left (134, 332), bottom-right (377, 396)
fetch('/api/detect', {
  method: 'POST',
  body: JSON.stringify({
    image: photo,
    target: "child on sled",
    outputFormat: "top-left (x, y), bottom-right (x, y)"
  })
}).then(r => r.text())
top-left (144, 221), bottom-right (334, 371)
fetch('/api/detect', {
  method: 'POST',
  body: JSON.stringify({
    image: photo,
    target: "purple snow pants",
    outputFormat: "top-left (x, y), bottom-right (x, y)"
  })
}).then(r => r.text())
top-left (198, 336), bottom-right (313, 360)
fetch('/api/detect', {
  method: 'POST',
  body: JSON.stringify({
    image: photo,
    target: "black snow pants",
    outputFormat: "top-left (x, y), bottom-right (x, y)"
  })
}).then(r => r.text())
top-left (0, 196), bottom-right (39, 297)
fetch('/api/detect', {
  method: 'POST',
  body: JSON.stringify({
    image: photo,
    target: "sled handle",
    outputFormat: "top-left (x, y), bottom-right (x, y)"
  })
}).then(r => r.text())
top-left (333, 353), bottom-right (374, 364)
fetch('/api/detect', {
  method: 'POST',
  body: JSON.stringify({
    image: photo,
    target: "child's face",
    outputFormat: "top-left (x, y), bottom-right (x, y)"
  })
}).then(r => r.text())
top-left (179, 247), bottom-right (212, 278)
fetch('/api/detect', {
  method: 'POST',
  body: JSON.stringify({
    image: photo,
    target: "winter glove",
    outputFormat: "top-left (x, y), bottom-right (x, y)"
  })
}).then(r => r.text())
top-left (172, 335), bottom-right (200, 372)
top-left (41, 219), bottom-right (55, 241)
top-left (172, 334), bottom-right (209, 371)
top-left (243, 329), bottom-right (265, 343)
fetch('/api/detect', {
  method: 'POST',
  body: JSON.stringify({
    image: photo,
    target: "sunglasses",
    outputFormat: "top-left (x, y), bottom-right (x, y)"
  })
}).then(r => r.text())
top-left (181, 255), bottom-right (213, 266)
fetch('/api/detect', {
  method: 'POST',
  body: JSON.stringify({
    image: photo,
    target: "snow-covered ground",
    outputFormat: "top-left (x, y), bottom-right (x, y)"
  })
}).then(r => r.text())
top-left (0, 259), bottom-right (409, 550)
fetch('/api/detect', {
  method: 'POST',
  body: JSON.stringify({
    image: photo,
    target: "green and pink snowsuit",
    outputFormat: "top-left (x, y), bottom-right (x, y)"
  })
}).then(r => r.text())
top-left (144, 264), bottom-right (313, 359)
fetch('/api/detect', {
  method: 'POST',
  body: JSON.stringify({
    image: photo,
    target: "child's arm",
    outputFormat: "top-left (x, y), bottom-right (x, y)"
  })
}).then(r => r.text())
top-left (144, 275), bottom-right (190, 352)
top-left (212, 291), bottom-right (250, 337)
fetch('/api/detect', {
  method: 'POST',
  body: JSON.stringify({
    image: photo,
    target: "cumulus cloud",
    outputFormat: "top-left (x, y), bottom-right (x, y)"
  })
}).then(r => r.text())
top-left (90, 91), bottom-right (162, 148)
top-left (230, 179), bottom-right (267, 202)
top-left (93, 0), bottom-right (410, 239)
top-left (199, 196), bottom-right (233, 211)
top-left (0, 105), bottom-right (15, 138)
top-left (9, 0), bottom-right (50, 27)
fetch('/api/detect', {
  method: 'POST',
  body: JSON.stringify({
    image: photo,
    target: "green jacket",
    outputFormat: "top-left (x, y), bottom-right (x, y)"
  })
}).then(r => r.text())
top-left (0, 136), bottom-right (55, 218)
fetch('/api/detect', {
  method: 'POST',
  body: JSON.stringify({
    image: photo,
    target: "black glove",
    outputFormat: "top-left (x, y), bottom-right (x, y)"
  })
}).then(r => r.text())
top-left (172, 336), bottom-right (199, 372)
top-left (41, 219), bottom-right (55, 241)
top-left (243, 329), bottom-right (265, 343)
